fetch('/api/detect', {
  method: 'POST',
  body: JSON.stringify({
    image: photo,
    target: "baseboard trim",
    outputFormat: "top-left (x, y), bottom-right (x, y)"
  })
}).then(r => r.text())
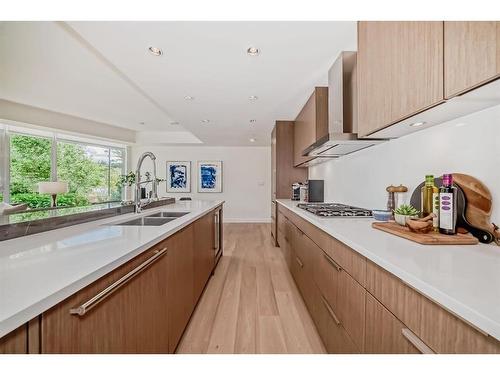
top-left (224, 218), bottom-right (272, 223)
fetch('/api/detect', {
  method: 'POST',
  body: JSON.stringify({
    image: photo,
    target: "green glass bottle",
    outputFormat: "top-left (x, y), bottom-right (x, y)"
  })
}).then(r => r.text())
top-left (421, 175), bottom-right (439, 231)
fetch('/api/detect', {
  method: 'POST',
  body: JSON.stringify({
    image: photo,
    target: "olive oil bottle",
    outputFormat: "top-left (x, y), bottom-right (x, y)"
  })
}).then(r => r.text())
top-left (421, 175), bottom-right (439, 231)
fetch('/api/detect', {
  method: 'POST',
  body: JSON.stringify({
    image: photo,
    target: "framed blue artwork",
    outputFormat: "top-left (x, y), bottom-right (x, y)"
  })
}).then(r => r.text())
top-left (166, 161), bottom-right (191, 193)
top-left (197, 161), bottom-right (222, 193)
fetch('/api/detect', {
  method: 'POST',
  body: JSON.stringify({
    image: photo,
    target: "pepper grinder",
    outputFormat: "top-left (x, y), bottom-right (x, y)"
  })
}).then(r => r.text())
top-left (386, 185), bottom-right (397, 217)
top-left (386, 184), bottom-right (408, 217)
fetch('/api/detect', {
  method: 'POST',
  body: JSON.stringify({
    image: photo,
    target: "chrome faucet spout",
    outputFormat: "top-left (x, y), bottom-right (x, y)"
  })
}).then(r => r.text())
top-left (135, 152), bottom-right (158, 213)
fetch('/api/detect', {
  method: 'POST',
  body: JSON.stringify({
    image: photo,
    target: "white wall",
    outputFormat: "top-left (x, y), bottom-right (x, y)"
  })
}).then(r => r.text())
top-left (131, 146), bottom-right (271, 222)
top-left (309, 104), bottom-right (500, 223)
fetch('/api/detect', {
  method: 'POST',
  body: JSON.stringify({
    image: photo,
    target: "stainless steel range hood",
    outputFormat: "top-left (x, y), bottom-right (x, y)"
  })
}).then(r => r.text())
top-left (303, 52), bottom-right (386, 158)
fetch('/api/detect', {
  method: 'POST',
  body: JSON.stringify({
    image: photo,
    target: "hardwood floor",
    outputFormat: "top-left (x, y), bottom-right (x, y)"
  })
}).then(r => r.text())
top-left (177, 223), bottom-right (326, 354)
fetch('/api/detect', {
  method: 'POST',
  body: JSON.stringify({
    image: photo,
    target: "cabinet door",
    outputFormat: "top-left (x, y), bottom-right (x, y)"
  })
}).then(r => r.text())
top-left (444, 21), bottom-right (500, 98)
top-left (193, 211), bottom-right (215, 303)
top-left (317, 293), bottom-right (359, 354)
top-left (0, 325), bottom-right (27, 354)
top-left (357, 21), bottom-right (444, 137)
top-left (336, 270), bottom-right (366, 351)
top-left (365, 293), bottom-right (420, 354)
top-left (293, 88), bottom-right (328, 167)
top-left (41, 245), bottom-right (169, 353)
top-left (168, 225), bottom-right (195, 353)
top-left (313, 247), bottom-right (340, 314)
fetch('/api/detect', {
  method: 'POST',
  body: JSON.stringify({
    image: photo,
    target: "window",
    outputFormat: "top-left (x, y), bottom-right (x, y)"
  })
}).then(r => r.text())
top-left (0, 123), bottom-right (127, 208)
top-left (9, 132), bottom-right (52, 207)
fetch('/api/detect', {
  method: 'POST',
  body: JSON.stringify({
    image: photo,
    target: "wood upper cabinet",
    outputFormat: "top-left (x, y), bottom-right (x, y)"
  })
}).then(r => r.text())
top-left (444, 21), bottom-right (500, 98)
top-left (293, 87), bottom-right (328, 167)
top-left (357, 21), bottom-right (444, 137)
top-left (193, 211), bottom-right (215, 303)
top-left (272, 121), bottom-right (308, 198)
top-left (168, 225), bottom-right (195, 353)
top-left (41, 242), bottom-right (170, 354)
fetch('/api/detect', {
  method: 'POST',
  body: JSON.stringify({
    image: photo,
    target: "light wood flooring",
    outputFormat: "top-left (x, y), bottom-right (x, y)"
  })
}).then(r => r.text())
top-left (177, 223), bottom-right (325, 354)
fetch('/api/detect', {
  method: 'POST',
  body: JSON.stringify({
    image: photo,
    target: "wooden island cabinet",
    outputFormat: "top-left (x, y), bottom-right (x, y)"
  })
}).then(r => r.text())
top-left (0, 207), bottom-right (222, 354)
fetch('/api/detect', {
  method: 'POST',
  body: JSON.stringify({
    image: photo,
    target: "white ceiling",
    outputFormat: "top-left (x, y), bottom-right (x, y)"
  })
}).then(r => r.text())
top-left (0, 21), bottom-right (357, 146)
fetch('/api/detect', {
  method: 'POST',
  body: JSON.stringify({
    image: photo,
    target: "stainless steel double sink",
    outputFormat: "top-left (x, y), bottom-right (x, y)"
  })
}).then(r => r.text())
top-left (112, 211), bottom-right (189, 226)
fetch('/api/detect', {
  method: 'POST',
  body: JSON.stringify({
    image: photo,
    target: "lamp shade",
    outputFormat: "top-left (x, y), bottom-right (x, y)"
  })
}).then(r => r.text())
top-left (38, 181), bottom-right (69, 194)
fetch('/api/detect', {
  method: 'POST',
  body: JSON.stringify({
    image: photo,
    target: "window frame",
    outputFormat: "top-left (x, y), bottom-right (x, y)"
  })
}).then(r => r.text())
top-left (1, 123), bottom-right (127, 205)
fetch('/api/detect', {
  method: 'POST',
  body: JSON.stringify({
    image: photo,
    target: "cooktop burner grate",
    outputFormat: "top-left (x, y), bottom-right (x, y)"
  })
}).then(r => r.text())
top-left (297, 203), bottom-right (373, 217)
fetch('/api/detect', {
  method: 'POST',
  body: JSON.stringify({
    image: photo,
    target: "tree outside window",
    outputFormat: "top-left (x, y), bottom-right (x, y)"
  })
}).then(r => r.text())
top-left (6, 131), bottom-right (126, 208)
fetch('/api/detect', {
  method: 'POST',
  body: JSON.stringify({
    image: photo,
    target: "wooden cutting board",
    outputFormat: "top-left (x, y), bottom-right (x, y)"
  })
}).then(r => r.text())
top-left (372, 221), bottom-right (479, 245)
top-left (453, 173), bottom-right (498, 240)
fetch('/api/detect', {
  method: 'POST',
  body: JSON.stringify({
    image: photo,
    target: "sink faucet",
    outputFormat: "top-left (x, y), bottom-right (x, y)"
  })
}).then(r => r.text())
top-left (135, 151), bottom-right (158, 213)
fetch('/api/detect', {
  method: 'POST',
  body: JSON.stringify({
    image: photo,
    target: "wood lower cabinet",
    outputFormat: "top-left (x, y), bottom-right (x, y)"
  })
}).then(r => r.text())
top-left (357, 21), bottom-right (444, 137)
top-left (41, 243), bottom-right (170, 353)
top-left (365, 293), bottom-right (420, 354)
top-left (0, 325), bottom-right (27, 354)
top-left (444, 21), bottom-right (500, 98)
top-left (336, 270), bottom-right (366, 351)
top-left (168, 225), bottom-right (195, 353)
top-left (315, 288), bottom-right (359, 354)
top-left (193, 211), bottom-right (215, 303)
top-left (278, 203), bottom-right (500, 354)
top-left (366, 260), bottom-right (500, 354)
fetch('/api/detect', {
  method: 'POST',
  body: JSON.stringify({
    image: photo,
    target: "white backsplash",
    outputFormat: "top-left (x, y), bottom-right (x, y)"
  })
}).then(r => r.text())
top-left (309, 104), bottom-right (500, 224)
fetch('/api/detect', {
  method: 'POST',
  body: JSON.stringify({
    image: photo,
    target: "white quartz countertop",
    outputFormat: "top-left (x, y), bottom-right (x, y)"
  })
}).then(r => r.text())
top-left (277, 199), bottom-right (500, 341)
top-left (0, 199), bottom-right (223, 339)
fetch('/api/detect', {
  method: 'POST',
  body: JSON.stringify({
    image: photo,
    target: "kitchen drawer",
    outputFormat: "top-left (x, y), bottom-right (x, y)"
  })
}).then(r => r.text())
top-left (317, 291), bottom-right (359, 354)
top-left (329, 238), bottom-right (366, 287)
top-left (419, 296), bottom-right (500, 353)
top-left (366, 260), bottom-right (500, 353)
top-left (277, 209), bottom-right (286, 239)
top-left (313, 247), bottom-right (341, 313)
top-left (365, 293), bottom-right (421, 354)
top-left (284, 207), bottom-right (332, 252)
top-left (337, 270), bottom-right (366, 351)
top-left (366, 260), bottom-right (422, 333)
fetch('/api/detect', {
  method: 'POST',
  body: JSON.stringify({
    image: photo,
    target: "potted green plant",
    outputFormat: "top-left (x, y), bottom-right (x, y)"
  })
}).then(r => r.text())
top-left (118, 172), bottom-right (136, 202)
top-left (394, 204), bottom-right (420, 226)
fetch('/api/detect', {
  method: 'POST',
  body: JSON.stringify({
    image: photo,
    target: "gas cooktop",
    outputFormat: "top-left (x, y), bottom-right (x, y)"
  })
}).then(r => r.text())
top-left (297, 203), bottom-right (373, 218)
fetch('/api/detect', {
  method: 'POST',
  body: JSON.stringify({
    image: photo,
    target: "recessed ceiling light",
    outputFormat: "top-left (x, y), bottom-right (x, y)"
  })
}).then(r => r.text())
top-left (201, 119), bottom-right (210, 124)
top-left (250, 119), bottom-right (256, 124)
top-left (170, 121), bottom-right (180, 125)
top-left (184, 95), bottom-right (194, 100)
top-left (139, 122), bottom-right (145, 125)
top-left (247, 47), bottom-right (260, 56)
top-left (148, 46), bottom-right (163, 56)
top-left (409, 121), bottom-right (426, 127)
top-left (249, 95), bottom-right (258, 101)
top-left (249, 138), bottom-right (256, 143)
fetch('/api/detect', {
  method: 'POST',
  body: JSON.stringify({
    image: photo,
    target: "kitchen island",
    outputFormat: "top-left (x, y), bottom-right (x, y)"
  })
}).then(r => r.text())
top-left (0, 199), bottom-right (224, 353)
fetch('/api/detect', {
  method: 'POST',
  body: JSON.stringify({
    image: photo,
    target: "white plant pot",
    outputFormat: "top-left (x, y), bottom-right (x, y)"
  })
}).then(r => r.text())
top-left (394, 213), bottom-right (418, 226)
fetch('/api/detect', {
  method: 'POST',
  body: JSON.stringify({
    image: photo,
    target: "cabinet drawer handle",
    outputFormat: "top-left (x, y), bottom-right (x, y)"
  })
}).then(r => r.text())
top-left (321, 295), bottom-right (341, 325)
top-left (295, 256), bottom-right (304, 268)
top-left (323, 252), bottom-right (342, 272)
top-left (401, 328), bottom-right (435, 354)
top-left (70, 247), bottom-right (168, 316)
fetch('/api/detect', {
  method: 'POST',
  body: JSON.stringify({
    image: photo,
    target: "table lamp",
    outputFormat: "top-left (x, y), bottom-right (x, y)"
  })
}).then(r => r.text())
top-left (38, 181), bottom-right (69, 207)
